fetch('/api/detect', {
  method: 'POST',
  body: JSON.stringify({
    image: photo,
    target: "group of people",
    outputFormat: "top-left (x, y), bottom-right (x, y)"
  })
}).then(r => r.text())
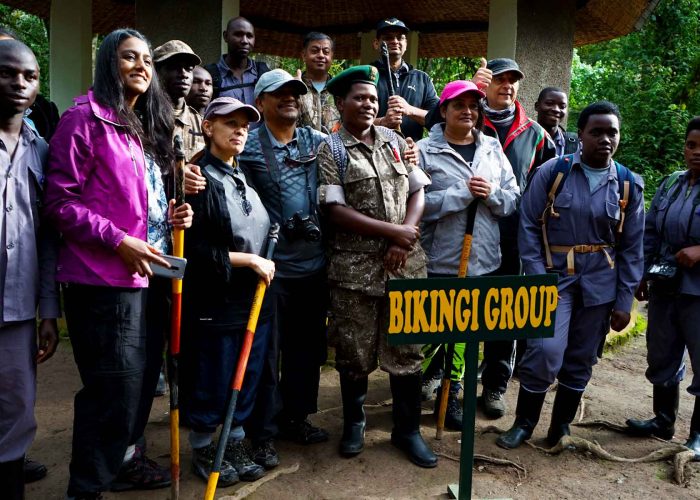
top-left (1, 13), bottom-right (699, 500)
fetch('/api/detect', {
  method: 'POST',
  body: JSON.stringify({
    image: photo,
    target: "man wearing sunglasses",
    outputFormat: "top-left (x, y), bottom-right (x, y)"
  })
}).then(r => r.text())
top-left (236, 69), bottom-right (330, 470)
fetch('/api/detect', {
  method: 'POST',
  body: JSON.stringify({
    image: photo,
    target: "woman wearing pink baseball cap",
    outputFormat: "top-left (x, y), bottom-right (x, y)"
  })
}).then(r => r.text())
top-left (416, 80), bottom-right (520, 429)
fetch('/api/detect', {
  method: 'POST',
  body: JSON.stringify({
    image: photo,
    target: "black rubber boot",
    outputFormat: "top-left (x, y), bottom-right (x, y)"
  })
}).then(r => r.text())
top-left (0, 456), bottom-right (24, 500)
top-left (684, 397), bottom-right (700, 461)
top-left (390, 373), bottom-right (438, 468)
top-left (626, 384), bottom-right (679, 440)
top-left (339, 373), bottom-right (368, 457)
top-left (546, 385), bottom-right (583, 447)
top-left (496, 387), bottom-right (546, 450)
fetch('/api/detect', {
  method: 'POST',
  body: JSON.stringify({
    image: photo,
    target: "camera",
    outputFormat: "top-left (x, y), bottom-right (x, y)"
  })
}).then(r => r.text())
top-left (282, 211), bottom-right (322, 242)
top-left (646, 260), bottom-right (678, 281)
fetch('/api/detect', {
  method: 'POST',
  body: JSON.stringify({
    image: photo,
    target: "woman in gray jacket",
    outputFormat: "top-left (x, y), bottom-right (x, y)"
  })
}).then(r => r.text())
top-left (417, 80), bottom-right (520, 429)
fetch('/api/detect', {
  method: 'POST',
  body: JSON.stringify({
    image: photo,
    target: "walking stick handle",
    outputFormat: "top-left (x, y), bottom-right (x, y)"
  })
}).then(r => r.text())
top-left (436, 202), bottom-right (479, 439)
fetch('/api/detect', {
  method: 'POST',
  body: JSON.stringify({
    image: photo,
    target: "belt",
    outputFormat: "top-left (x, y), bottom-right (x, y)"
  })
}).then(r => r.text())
top-left (549, 244), bottom-right (614, 275)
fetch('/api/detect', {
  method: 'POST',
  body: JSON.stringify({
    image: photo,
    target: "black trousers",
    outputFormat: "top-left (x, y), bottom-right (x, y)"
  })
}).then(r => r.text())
top-left (481, 238), bottom-right (519, 393)
top-left (246, 270), bottom-right (328, 442)
top-left (65, 285), bottom-right (147, 495)
top-left (131, 278), bottom-right (170, 447)
top-left (0, 457), bottom-right (24, 500)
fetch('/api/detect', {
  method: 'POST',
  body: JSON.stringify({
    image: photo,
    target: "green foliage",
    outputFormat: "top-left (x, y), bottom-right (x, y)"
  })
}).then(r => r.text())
top-left (570, 0), bottom-right (700, 191)
top-left (417, 57), bottom-right (481, 95)
top-left (0, 5), bottom-right (50, 96)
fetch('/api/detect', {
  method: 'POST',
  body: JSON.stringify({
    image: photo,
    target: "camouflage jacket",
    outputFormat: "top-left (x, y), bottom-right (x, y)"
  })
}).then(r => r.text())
top-left (298, 72), bottom-right (341, 134)
top-left (174, 104), bottom-right (205, 162)
top-left (318, 126), bottom-right (430, 295)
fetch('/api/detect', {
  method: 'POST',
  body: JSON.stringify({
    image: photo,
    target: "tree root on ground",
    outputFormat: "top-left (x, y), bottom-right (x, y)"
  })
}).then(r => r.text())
top-left (220, 463), bottom-right (300, 500)
top-left (478, 424), bottom-right (696, 485)
top-left (436, 451), bottom-right (527, 480)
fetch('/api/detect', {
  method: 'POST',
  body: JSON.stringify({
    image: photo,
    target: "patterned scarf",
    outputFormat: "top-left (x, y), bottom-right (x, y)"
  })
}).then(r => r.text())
top-left (481, 99), bottom-right (516, 126)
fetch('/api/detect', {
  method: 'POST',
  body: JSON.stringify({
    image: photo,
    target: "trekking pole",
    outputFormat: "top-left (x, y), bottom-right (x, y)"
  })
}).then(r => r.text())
top-left (381, 41), bottom-right (403, 137)
top-left (436, 201), bottom-right (478, 440)
top-left (204, 224), bottom-right (280, 500)
top-left (169, 135), bottom-right (186, 500)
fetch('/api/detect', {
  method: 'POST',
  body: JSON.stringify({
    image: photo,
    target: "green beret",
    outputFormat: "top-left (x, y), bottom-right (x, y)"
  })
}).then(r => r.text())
top-left (326, 65), bottom-right (380, 97)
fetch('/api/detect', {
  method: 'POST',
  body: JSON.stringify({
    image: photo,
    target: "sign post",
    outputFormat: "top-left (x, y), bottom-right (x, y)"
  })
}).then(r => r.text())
top-left (387, 274), bottom-right (558, 500)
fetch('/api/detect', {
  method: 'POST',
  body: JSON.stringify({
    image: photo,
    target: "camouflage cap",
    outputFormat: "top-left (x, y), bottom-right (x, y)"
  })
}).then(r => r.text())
top-left (153, 40), bottom-right (201, 66)
top-left (326, 65), bottom-right (380, 97)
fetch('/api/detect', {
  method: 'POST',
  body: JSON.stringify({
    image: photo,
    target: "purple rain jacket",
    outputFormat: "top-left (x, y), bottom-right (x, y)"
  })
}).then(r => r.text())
top-left (44, 90), bottom-right (149, 288)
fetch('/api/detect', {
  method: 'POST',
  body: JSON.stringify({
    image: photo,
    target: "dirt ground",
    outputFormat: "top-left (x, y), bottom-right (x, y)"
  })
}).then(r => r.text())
top-left (26, 324), bottom-right (700, 499)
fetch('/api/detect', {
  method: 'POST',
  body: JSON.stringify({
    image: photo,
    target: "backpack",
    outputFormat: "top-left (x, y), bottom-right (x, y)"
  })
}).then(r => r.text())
top-left (324, 126), bottom-right (402, 183)
top-left (540, 154), bottom-right (637, 269)
top-left (204, 60), bottom-right (270, 99)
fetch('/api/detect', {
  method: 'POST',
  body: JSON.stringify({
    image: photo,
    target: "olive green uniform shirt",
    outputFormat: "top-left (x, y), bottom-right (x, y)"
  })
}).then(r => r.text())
top-left (318, 126), bottom-right (430, 296)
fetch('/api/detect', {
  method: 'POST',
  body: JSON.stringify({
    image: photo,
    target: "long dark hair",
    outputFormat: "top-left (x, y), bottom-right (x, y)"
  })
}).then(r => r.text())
top-left (93, 29), bottom-right (174, 171)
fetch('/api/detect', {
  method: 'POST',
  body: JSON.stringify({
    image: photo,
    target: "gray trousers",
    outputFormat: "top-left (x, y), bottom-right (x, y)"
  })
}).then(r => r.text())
top-left (0, 320), bottom-right (36, 462)
top-left (646, 289), bottom-right (700, 396)
top-left (518, 286), bottom-right (613, 393)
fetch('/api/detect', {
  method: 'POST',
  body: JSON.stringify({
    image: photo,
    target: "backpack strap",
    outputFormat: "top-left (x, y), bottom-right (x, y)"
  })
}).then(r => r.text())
top-left (541, 154), bottom-right (574, 269)
top-left (324, 132), bottom-right (348, 183)
top-left (614, 162), bottom-right (633, 237)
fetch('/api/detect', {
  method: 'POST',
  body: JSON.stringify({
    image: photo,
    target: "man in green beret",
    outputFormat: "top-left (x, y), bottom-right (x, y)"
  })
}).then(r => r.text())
top-left (317, 66), bottom-right (436, 468)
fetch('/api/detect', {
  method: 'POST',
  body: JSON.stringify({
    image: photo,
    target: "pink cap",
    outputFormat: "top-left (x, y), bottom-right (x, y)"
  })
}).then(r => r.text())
top-left (439, 80), bottom-right (485, 105)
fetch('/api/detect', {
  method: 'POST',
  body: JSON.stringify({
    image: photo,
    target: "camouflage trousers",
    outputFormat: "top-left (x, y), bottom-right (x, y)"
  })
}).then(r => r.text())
top-left (329, 286), bottom-right (423, 378)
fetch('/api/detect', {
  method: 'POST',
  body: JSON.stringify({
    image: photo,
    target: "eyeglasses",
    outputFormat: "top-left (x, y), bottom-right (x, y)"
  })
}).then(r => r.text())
top-left (283, 154), bottom-right (317, 168)
top-left (232, 175), bottom-right (252, 216)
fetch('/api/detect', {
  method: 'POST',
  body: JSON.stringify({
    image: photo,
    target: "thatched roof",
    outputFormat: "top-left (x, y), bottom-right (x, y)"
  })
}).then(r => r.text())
top-left (4, 0), bottom-right (658, 58)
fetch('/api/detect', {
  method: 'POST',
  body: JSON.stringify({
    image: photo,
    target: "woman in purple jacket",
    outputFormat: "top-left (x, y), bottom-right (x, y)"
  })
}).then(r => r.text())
top-left (44, 29), bottom-right (182, 499)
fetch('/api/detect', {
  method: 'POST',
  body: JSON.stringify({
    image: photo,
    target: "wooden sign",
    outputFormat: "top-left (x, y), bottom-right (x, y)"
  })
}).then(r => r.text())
top-left (387, 273), bottom-right (558, 500)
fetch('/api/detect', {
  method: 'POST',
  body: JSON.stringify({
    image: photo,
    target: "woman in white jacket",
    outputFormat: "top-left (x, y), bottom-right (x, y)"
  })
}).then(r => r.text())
top-left (417, 80), bottom-right (520, 429)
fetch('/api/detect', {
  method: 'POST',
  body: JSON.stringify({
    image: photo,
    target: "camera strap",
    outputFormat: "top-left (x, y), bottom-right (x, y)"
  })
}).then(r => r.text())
top-left (258, 125), bottom-right (317, 219)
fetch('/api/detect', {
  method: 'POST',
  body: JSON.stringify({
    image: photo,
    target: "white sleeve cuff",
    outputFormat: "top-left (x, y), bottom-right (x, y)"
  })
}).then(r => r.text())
top-left (408, 169), bottom-right (431, 194)
top-left (318, 184), bottom-right (347, 206)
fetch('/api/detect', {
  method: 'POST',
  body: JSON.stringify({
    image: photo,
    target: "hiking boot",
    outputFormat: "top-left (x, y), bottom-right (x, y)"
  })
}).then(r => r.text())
top-left (224, 440), bottom-right (265, 481)
top-left (24, 456), bottom-right (47, 483)
top-left (110, 450), bottom-right (171, 492)
top-left (278, 419), bottom-right (329, 445)
top-left (421, 368), bottom-right (443, 401)
top-left (433, 381), bottom-right (463, 431)
top-left (252, 439), bottom-right (280, 470)
top-left (191, 442), bottom-right (239, 487)
top-left (444, 382), bottom-right (463, 431)
top-left (482, 388), bottom-right (506, 419)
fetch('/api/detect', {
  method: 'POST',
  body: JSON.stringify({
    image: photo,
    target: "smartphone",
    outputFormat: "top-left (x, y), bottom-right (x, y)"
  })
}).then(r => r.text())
top-left (151, 255), bottom-right (187, 280)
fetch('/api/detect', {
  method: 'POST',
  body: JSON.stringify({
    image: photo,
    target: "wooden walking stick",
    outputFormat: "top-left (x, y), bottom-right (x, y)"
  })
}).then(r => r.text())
top-left (204, 224), bottom-right (280, 500)
top-left (436, 201), bottom-right (478, 440)
top-left (169, 135), bottom-right (186, 499)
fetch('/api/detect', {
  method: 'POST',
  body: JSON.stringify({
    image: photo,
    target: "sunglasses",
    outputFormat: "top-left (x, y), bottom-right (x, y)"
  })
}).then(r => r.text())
top-left (283, 154), bottom-right (317, 168)
top-left (232, 175), bottom-right (252, 216)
